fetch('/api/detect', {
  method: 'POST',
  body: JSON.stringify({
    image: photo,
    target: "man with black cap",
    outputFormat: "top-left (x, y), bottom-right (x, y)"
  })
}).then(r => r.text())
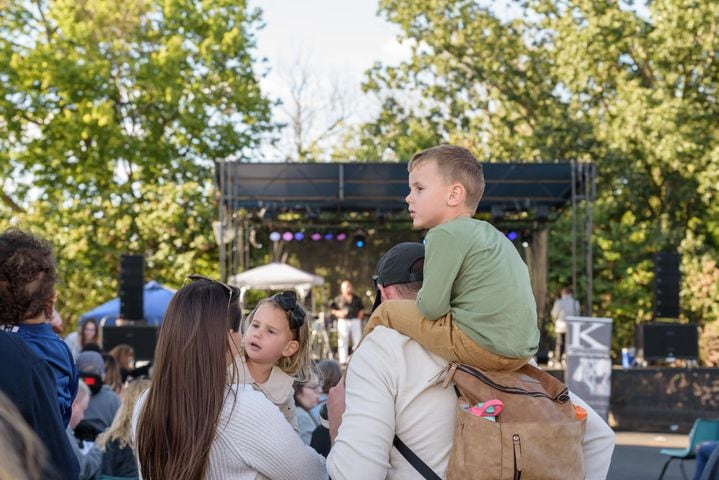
top-left (326, 242), bottom-right (615, 480)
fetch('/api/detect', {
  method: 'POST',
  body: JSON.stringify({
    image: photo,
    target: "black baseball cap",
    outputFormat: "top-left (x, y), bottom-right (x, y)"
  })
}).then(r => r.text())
top-left (371, 242), bottom-right (425, 312)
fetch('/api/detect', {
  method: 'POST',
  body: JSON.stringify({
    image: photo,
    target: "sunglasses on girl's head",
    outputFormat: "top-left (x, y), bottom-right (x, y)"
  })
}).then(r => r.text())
top-left (186, 274), bottom-right (242, 332)
top-left (272, 291), bottom-right (305, 329)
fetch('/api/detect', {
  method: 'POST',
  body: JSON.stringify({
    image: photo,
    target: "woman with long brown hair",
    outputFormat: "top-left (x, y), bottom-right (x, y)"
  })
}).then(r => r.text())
top-left (132, 277), bottom-right (326, 479)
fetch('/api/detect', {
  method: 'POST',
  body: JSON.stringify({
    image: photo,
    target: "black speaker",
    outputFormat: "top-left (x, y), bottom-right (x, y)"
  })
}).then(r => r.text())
top-left (120, 255), bottom-right (144, 321)
top-left (102, 325), bottom-right (157, 362)
top-left (641, 322), bottom-right (698, 360)
top-left (654, 252), bottom-right (680, 319)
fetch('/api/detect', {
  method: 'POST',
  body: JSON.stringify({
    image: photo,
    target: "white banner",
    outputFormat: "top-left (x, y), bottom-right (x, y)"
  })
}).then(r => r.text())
top-left (565, 316), bottom-right (613, 421)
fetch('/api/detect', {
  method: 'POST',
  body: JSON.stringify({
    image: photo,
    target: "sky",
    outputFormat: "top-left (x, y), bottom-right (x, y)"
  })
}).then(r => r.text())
top-left (249, 0), bottom-right (412, 160)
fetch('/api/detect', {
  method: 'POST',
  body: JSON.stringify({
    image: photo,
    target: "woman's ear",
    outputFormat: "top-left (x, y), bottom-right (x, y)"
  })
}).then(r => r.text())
top-left (447, 183), bottom-right (467, 207)
top-left (282, 340), bottom-right (300, 358)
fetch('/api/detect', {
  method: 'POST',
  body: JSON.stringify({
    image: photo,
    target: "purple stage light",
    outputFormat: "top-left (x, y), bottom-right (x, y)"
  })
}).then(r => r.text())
top-left (269, 231), bottom-right (281, 242)
top-left (282, 231), bottom-right (293, 241)
top-left (336, 232), bottom-right (347, 241)
top-left (311, 232), bottom-right (322, 241)
top-left (294, 232), bottom-right (305, 241)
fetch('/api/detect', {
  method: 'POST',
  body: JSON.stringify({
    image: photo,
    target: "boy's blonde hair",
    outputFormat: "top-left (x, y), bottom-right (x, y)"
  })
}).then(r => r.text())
top-left (244, 295), bottom-right (313, 383)
top-left (100, 378), bottom-right (151, 450)
top-left (408, 145), bottom-right (485, 213)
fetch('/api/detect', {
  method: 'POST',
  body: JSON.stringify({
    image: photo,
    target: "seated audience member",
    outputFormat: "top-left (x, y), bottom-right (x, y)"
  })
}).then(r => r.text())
top-left (327, 242), bottom-right (615, 480)
top-left (0, 228), bottom-right (78, 426)
top-left (132, 276), bottom-right (326, 479)
top-left (294, 375), bottom-right (321, 445)
top-left (75, 351), bottom-right (121, 440)
top-left (109, 344), bottom-right (135, 383)
top-left (99, 378), bottom-right (151, 479)
top-left (67, 381), bottom-right (102, 480)
top-left (0, 330), bottom-right (79, 479)
top-left (695, 440), bottom-right (719, 480)
top-left (0, 389), bottom-right (50, 480)
top-left (65, 318), bottom-right (101, 360)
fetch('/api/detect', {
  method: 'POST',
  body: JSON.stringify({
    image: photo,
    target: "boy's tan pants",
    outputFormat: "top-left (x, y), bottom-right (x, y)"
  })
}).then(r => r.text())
top-left (363, 299), bottom-right (528, 371)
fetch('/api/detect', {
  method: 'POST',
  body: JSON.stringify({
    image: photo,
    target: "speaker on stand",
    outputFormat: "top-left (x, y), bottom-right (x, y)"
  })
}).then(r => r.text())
top-left (654, 252), bottom-right (680, 320)
top-left (119, 254), bottom-right (144, 322)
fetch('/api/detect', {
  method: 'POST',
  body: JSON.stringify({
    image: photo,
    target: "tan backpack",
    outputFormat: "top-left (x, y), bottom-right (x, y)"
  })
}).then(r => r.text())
top-left (394, 362), bottom-right (586, 479)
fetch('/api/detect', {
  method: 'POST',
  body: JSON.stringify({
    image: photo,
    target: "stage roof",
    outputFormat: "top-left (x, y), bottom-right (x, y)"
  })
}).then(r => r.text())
top-left (215, 162), bottom-right (591, 222)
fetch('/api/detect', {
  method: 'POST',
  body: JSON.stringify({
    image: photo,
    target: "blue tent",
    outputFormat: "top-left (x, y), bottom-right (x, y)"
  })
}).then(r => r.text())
top-left (79, 281), bottom-right (176, 326)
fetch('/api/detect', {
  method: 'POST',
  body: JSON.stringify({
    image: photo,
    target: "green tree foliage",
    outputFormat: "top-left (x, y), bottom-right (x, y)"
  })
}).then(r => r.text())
top-left (350, 0), bottom-right (719, 355)
top-left (0, 0), bottom-right (273, 329)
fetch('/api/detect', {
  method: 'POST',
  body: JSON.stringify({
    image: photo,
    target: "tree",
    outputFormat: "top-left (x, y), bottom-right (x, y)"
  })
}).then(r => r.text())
top-left (352, 0), bottom-right (719, 354)
top-left (0, 0), bottom-right (274, 329)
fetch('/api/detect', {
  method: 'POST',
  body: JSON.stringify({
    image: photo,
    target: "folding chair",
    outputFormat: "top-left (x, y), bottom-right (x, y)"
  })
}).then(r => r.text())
top-left (658, 419), bottom-right (719, 480)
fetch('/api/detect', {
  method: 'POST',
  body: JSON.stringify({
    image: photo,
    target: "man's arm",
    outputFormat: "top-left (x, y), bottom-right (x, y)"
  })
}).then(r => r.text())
top-left (569, 392), bottom-right (615, 480)
top-left (327, 334), bottom-right (399, 480)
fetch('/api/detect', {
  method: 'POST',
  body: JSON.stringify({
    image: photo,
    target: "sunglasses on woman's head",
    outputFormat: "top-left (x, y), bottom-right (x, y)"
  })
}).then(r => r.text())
top-left (186, 274), bottom-right (242, 332)
top-left (272, 291), bottom-right (305, 329)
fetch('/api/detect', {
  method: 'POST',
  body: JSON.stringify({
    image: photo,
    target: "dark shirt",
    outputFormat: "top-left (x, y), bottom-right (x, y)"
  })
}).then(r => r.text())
top-left (101, 438), bottom-right (139, 478)
top-left (330, 294), bottom-right (364, 319)
top-left (0, 330), bottom-right (81, 480)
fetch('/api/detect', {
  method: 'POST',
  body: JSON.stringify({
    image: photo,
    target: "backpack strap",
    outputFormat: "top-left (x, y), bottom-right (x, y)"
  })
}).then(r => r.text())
top-left (393, 435), bottom-right (442, 480)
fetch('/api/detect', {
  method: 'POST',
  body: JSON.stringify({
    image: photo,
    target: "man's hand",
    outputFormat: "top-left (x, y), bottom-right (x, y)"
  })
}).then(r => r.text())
top-left (327, 377), bottom-right (346, 444)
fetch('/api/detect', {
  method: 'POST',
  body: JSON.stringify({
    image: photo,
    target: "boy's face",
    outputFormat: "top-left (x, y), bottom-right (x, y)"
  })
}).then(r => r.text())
top-left (406, 160), bottom-right (454, 229)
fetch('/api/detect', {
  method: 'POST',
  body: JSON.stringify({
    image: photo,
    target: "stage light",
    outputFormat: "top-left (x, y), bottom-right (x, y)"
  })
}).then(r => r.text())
top-left (282, 231), bottom-right (293, 241)
top-left (324, 233), bottom-right (334, 241)
top-left (522, 241), bottom-right (529, 248)
top-left (353, 233), bottom-right (366, 248)
top-left (507, 231), bottom-right (518, 241)
top-left (294, 232), bottom-right (305, 241)
top-left (269, 231), bottom-right (281, 242)
top-left (336, 232), bottom-right (347, 241)
top-left (311, 232), bottom-right (322, 241)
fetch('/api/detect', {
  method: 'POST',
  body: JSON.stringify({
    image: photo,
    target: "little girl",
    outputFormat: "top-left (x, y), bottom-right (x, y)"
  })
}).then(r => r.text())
top-left (235, 290), bottom-right (313, 431)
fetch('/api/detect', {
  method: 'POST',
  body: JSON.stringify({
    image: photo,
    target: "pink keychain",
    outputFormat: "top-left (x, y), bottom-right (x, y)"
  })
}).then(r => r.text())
top-left (467, 399), bottom-right (504, 419)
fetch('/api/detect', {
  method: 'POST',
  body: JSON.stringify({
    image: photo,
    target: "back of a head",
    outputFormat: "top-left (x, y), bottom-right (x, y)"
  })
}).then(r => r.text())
top-left (372, 242), bottom-right (425, 311)
top-left (104, 378), bottom-right (151, 449)
top-left (316, 359), bottom-right (342, 393)
top-left (0, 391), bottom-right (47, 480)
top-left (136, 279), bottom-right (242, 480)
top-left (0, 228), bottom-right (56, 326)
top-left (407, 145), bottom-right (485, 213)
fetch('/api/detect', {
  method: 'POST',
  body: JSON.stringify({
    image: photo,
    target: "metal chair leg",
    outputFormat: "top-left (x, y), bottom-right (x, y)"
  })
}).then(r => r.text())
top-left (679, 459), bottom-right (689, 480)
top-left (658, 457), bottom-right (674, 480)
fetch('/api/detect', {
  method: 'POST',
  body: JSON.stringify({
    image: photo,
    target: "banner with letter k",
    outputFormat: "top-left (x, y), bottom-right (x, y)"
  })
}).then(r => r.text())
top-left (565, 316), bottom-right (613, 421)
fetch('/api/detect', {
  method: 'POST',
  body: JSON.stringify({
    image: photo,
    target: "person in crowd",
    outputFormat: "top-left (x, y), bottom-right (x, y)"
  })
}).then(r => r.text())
top-left (0, 228), bottom-right (78, 426)
top-left (236, 290), bottom-right (314, 431)
top-left (75, 350), bottom-right (121, 439)
top-left (551, 286), bottom-right (581, 365)
top-left (365, 145), bottom-right (539, 372)
top-left (65, 318), bottom-right (101, 360)
top-left (327, 242), bottom-right (615, 479)
top-left (132, 276), bottom-right (326, 479)
top-left (0, 330), bottom-right (79, 479)
top-left (109, 344), bottom-right (135, 383)
top-left (294, 375), bottom-right (322, 445)
top-left (0, 390), bottom-right (48, 480)
top-left (103, 353), bottom-right (124, 395)
top-left (310, 359), bottom-right (343, 457)
top-left (695, 440), bottom-right (719, 480)
top-left (98, 378), bottom-right (151, 479)
top-left (67, 381), bottom-right (102, 480)
top-left (329, 281), bottom-right (364, 365)
top-left (310, 359), bottom-right (342, 424)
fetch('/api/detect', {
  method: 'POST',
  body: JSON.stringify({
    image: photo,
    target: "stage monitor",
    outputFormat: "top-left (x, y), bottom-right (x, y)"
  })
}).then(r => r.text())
top-left (103, 325), bottom-right (158, 362)
top-left (641, 322), bottom-right (698, 360)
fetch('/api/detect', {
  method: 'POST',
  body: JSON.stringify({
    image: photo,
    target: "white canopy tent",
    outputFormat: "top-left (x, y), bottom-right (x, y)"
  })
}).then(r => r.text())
top-left (228, 262), bottom-right (324, 304)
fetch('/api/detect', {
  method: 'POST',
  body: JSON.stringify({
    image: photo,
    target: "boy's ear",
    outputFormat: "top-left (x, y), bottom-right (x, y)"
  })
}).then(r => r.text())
top-left (447, 183), bottom-right (466, 207)
top-left (282, 340), bottom-right (300, 358)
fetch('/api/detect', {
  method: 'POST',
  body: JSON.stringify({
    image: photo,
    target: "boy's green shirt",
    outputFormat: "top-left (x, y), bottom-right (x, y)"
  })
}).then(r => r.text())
top-left (416, 217), bottom-right (539, 358)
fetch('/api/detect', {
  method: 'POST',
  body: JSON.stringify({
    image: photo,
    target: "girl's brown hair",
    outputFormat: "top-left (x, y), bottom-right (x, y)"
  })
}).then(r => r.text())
top-left (135, 279), bottom-right (242, 480)
top-left (244, 293), bottom-right (313, 383)
top-left (109, 344), bottom-right (135, 370)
